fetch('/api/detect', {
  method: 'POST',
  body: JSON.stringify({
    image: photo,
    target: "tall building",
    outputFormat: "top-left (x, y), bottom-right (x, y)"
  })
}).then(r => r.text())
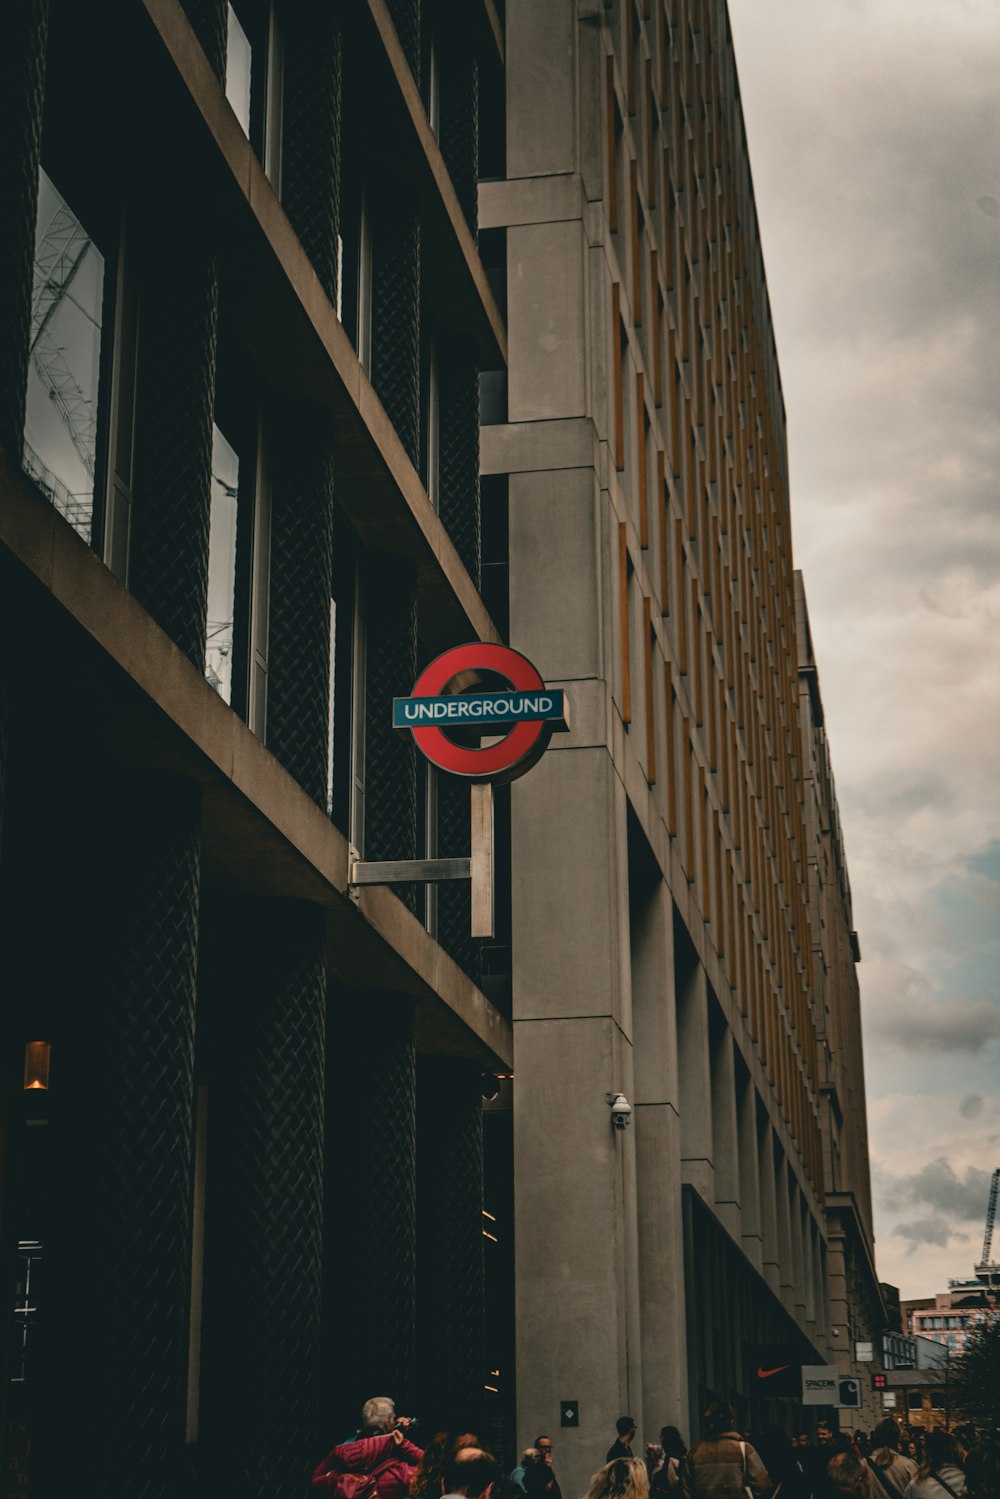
top-left (483, 0), bottom-right (881, 1481)
top-left (0, 0), bottom-right (512, 1494)
top-left (797, 576), bottom-right (886, 1429)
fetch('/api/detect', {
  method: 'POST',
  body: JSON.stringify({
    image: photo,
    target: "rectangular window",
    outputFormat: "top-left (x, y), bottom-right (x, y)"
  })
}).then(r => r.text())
top-left (206, 336), bottom-right (272, 723)
top-left (226, 1), bottom-right (281, 179)
top-left (206, 424), bottom-right (240, 703)
top-left (328, 526), bottom-right (357, 830)
top-left (24, 167), bottom-right (107, 544)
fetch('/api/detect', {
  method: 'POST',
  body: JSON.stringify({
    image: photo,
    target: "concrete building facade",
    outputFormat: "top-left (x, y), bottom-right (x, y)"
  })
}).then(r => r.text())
top-left (482, 0), bottom-right (882, 1482)
top-left (0, 0), bottom-right (513, 1494)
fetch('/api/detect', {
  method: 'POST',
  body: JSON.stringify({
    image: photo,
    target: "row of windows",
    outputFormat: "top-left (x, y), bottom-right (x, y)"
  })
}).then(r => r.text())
top-left (21, 2), bottom-right (509, 964)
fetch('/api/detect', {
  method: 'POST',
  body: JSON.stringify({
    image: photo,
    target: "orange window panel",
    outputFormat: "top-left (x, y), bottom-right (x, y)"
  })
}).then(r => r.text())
top-left (692, 592), bottom-right (704, 725)
top-left (645, 58), bottom-right (657, 204)
top-left (683, 723), bottom-right (695, 883)
top-left (606, 56), bottom-right (619, 233)
top-left (643, 595), bottom-right (656, 784)
top-left (657, 451), bottom-right (670, 612)
top-left (637, 371), bottom-right (649, 546)
top-left (698, 763), bottom-right (709, 915)
top-left (630, 160), bottom-right (642, 325)
top-left (618, 522), bottom-right (632, 724)
top-left (674, 519), bottom-right (687, 671)
top-left (612, 282), bottom-right (625, 471)
top-left (651, 250), bottom-right (663, 405)
top-left (664, 662), bottom-right (678, 835)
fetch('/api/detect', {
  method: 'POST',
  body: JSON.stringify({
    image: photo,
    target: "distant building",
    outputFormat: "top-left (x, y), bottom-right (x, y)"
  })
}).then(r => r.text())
top-left (904, 1279), bottom-right (999, 1357)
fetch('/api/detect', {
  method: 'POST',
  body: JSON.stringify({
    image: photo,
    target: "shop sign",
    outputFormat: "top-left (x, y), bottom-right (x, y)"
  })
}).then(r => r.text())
top-left (802, 1365), bottom-right (839, 1405)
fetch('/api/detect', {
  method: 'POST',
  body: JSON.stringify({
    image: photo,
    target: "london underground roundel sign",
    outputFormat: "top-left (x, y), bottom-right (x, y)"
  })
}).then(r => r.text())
top-left (393, 643), bottom-right (569, 785)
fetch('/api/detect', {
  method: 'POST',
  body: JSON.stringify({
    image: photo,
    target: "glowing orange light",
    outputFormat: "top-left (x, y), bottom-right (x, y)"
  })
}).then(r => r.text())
top-left (23, 1042), bottom-right (51, 1092)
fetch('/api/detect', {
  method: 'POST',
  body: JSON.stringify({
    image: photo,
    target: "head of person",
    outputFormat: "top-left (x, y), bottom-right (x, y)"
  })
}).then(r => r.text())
top-left (443, 1448), bottom-right (498, 1499)
top-left (965, 1439), bottom-right (1000, 1499)
top-left (535, 1438), bottom-right (553, 1465)
top-left (584, 1458), bottom-right (649, 1499)
top-left (659, 1428), bottom-right (686, 1461)
top-left (816, 1421), bottom-right (833, 1448)
top-left (362, 1397), bottom-right (398, 1436)
top-left (410, 1433), bottom-right (451, 1499)
top-left (523, 1456), bottom-right (555, 1499)
top-left (616, 1417), bottom-right (637, 1444)
top-left (701, 1403), bottom-right (736, 1441)
top-left (827, 1452), bottom-right (868, 1497)
top-left (872, 1419), bottom-right (902, 1456)
top-left (796, 1434), bottom-right (811, 1448)
top-left (917, 1432), bottom-right (959, 1481)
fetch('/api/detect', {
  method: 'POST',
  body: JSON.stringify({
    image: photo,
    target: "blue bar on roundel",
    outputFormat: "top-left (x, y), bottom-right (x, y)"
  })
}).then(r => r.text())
top-left (392, 689), bottom-right (569, 732)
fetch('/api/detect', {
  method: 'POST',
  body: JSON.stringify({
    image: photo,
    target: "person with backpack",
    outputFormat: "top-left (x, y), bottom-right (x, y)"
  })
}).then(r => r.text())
top-left (866, 1420), bottom-right (917, 1499)
top-left (901, 1433), bottom-right (966, 1499)
top-left (312, 1396), bottom-right (424, 1495)
top-left (680, 1402), bottom-right (769, 1499)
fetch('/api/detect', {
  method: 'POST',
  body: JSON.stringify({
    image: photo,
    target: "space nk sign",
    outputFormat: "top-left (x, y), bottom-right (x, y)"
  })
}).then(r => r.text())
top-left (801, 1366), bottom-right (839, 1405)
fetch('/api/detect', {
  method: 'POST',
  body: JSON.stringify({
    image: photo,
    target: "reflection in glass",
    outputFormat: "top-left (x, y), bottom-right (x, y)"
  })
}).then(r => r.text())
top-left (226, 5), bottom-right (252, 137)
top-left (207, 425), bottom-right (239, 702)
top-left (24, 168), bottom-right (105, 543)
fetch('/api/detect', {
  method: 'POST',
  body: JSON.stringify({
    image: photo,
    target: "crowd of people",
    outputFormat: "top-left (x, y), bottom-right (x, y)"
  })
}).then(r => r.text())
top-left (308, 1396), bottom-right (1000, 1499)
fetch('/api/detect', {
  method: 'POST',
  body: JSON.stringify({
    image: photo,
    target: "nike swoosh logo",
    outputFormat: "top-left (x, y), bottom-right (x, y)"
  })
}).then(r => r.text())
top-left (757, 1364), bottom-right (793, 1379)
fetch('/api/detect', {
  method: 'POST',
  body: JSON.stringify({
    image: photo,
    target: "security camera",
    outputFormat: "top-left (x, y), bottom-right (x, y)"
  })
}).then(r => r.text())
top-left (608, 1092), bottom-right (633, 1130)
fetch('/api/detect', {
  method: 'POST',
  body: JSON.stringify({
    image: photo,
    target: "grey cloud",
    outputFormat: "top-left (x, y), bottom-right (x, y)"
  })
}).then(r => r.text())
top-left (883, 1157), bottom-right (993, 1220)
top-left (893, 1217), bottom-right (953, 1251)
top-left (960, 1094), bottom-right (985, 1119)
top-left (868, 995), bottom-right (1000, 1053)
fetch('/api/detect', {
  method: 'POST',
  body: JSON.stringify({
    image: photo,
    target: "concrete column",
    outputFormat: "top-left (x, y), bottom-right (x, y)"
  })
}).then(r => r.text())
top-left (632, 878), bottom-right (686, 1436)
top-left (677, 960), bottom-right (714, 1204)
top-left (709, 1018), bottom-right (741, 1235)
top-left (511, 748), bottom-right (634, 1499)
top-left (736, 1070), bottom-right (763, 1271)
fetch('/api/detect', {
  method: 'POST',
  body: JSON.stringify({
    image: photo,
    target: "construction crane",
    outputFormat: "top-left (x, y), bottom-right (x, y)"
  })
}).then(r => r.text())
top-left (976, 1166), bottom-right (1000, 1290)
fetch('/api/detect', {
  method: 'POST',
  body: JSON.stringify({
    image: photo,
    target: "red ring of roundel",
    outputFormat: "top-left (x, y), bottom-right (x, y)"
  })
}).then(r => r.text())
top-left (408, 642), bottom-right (553, 783)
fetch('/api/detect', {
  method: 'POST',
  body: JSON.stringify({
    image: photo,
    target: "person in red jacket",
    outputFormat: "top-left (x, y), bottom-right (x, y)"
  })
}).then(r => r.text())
top-left (313, 1396), bottom-right (424, 1496)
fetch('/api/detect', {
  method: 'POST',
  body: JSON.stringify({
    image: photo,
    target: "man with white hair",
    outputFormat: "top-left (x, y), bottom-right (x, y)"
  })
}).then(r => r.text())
top-left (312, 1396), bottom-right (424, 1495)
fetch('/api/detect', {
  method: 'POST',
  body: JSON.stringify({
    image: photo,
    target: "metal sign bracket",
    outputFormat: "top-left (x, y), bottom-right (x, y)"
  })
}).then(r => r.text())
top-left (347, 784), bottom-right (494, 939)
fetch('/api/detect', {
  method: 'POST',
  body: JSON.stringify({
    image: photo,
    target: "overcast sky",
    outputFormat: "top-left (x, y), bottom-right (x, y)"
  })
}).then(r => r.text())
top-left (727, 0), bottom-right (1000, 1300)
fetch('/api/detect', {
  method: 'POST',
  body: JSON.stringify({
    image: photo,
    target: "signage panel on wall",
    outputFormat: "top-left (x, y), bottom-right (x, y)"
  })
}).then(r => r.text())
top-left (802, 1365), bottom-right (839, 1406)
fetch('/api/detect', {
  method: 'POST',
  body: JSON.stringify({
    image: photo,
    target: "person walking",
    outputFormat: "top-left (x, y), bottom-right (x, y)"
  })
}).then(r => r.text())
top-left (901, 1433), bottom-right (966, 1499)
top-left (609, 1420), bottom-right (638, 1463)
top-left (648, 1428), bottom-right (688, 1496)
top-left (866, 1420), bottom-right (918, 1499)
top-left (680, 1402), bottom-right (769, 1499)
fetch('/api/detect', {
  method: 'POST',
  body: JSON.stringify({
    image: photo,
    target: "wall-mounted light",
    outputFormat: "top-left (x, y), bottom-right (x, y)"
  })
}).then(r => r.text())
top-left (23, 1042), bottom-right (51, 1092)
